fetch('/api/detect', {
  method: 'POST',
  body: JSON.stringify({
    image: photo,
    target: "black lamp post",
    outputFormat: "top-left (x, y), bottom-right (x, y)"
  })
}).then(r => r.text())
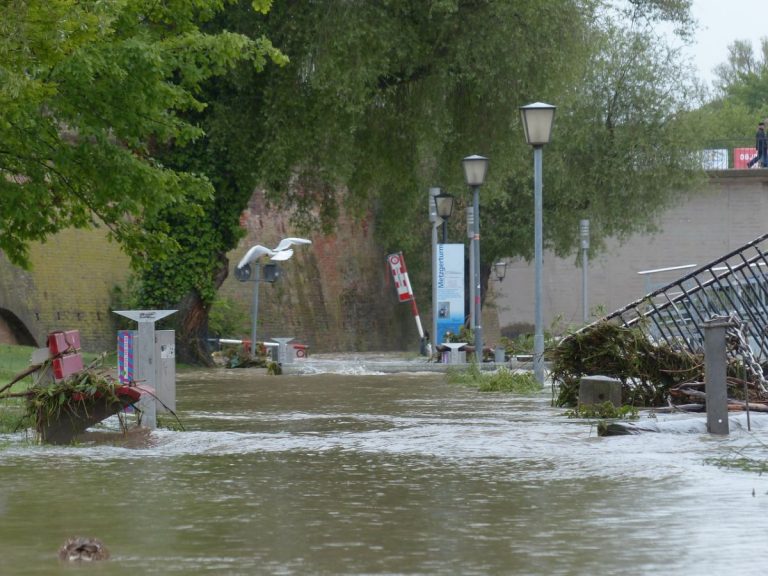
top-left (433, 191), bottom-right (455, 243)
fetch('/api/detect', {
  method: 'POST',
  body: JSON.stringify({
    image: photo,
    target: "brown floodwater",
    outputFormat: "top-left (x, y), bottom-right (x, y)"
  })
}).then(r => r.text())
top-left (1, 363), bottom-right (768, 575)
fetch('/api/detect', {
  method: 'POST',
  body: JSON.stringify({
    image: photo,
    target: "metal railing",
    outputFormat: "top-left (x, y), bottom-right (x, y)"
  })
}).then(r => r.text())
top-left (599, 232), bottom-right (768, 362)
top-left (699, 140), bottom-right (766, 170)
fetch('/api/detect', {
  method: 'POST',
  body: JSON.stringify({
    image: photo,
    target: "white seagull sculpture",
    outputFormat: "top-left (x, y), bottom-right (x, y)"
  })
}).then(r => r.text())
top-left (272, 237), bottom-right (313, 252)
top-left (236, 237), bottom-right (312, 270)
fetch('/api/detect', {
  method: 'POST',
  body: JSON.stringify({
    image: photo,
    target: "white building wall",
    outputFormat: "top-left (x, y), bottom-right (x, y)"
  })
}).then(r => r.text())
top-left (496, 171), bottom-right (768, 333)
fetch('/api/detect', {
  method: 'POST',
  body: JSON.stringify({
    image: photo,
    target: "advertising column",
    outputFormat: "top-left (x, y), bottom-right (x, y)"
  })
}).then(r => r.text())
top-left (436, 243), bottom-right (465, 345)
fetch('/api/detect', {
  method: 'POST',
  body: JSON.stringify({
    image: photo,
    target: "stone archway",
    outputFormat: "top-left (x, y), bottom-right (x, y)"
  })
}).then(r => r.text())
top-left (0, 309), bottom-right (37, 347)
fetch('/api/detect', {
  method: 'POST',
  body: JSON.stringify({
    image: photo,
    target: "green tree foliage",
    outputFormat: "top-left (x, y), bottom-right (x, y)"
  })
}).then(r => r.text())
top-left (135, 0), bottom-right (702, 361)
top-left (222, 0), bottom-right (698, 259)
top-left (0, 0), bottom-right (281, 268)
top-left (688, 37), bottom-right (768, 159)
top-left (714, 39), bottom-right (768, 105)
top-left (486, 3), bottom-right (703, 261)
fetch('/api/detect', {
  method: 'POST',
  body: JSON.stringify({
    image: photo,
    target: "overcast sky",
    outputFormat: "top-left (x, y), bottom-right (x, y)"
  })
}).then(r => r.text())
top-left (685, 0), bottom-right (766, 85)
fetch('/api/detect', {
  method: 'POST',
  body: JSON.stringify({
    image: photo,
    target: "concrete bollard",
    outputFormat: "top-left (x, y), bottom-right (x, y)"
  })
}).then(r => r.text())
top-left (704, 317), bottom-right (733, 435)
top-left (578, 375), bottom-right (622, 408)
top-left (271, 337), bottom-right (295, 364)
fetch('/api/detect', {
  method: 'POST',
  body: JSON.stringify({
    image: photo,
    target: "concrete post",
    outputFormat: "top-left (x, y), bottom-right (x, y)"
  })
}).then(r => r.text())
top-left (272, 337), bottom-right (295, 364)
top-left (704, 317), bottom-right (732, 435)
top-left (443, 342), bottom-right (467, 364)
top-left (578, 375), bottom-right (622, 408)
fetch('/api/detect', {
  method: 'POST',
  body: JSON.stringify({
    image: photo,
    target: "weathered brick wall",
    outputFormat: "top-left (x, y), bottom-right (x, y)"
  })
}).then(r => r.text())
top-left (0, 189), bottom-right (500, 354)
top-left (218, 192), bottom-right (415, 352)
top-left (0, 228), bottom-right (131, 351)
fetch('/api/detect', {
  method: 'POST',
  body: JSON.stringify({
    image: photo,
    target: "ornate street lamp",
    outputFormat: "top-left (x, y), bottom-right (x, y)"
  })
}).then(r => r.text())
top-left (520, 102), bottom-right (556, 384)
top-left (462, 154), bottom-right (489, 363)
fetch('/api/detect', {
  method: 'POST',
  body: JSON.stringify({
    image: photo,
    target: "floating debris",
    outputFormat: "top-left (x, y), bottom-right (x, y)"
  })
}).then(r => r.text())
top-left (58, 537), bottom-right (110, 562)
top-left (551, 322), bottom-right (703, 407)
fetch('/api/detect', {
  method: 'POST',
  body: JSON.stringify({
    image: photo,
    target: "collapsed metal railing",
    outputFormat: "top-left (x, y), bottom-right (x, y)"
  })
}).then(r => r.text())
top-left (601, 232), bottom-right (768, 363)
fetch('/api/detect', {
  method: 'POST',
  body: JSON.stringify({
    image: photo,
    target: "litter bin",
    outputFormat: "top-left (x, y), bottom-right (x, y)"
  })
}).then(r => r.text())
top-left (494, 346), bottom-right (505, 363)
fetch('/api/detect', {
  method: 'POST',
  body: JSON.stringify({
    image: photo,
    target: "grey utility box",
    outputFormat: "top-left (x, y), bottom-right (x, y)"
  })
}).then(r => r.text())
top-left (155, 330), bottom-right (176, 413)
top-left (578, 375), bottom-right (622, 408)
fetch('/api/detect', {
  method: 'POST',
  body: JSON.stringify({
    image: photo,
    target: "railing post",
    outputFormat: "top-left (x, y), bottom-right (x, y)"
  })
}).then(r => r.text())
top-left (703, 317), bottom-right (733, 435)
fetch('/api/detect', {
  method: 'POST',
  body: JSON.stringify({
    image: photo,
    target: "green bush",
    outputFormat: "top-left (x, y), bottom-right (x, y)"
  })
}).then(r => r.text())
top-left (563, 401), bottom-right (639, 420)
top-left (478, 369), bottom-right (540, 393)
top-left (208, 295), bottom-right (249, 338)
top-left (446, 364), bottom-right (541, 394)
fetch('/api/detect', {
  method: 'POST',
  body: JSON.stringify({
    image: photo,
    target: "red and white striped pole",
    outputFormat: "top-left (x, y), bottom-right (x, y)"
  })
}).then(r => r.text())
top-left (387, 252), bottom-right (424, 339)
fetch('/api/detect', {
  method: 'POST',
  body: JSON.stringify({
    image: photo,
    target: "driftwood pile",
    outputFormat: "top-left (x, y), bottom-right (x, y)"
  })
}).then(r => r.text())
top-left (664, 378), bottom-right (768, 413)
top-left (551, 322), bottom-right (768, 410)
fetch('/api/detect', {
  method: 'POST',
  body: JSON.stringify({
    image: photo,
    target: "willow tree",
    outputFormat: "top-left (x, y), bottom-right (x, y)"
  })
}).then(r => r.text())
top-left (135, 0), bottom-right (702, 362)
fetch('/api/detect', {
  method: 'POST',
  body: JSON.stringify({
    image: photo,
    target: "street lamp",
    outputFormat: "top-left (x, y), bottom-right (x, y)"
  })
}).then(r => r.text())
top-left (520, 102), bottom-right (556, 384)
top-left (493, 261), bottom-right (507, 283)
top-left (235, 237), bottom-right (312, 357)
top-left (434, 191), bottom-right (455, 243)
top-left (462, 154), bottom-right (489, 363)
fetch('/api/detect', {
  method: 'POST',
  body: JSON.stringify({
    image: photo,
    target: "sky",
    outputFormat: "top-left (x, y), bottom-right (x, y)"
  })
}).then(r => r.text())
top-left (685, 0), bottom-right (767, 86)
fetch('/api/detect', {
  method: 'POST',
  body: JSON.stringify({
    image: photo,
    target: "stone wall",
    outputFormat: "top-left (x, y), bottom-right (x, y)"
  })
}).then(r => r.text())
top-left (496, 170), bottom-right (768, 332)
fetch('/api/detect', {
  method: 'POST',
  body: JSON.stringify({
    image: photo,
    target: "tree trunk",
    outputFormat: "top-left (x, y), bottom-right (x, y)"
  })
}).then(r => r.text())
top-left (175, 253), bottom-right (229, 366)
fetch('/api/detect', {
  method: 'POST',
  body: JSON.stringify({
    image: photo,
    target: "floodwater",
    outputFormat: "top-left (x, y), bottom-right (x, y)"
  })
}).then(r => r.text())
top-left (2, 358), bottom-right (768, 575)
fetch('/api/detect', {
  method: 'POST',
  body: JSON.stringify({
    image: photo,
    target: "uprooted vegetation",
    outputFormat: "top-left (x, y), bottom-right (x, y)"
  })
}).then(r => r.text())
top-left (0, 355), bottom-right (138, 436)
top-left (550, 322), bottom-right (767, 408)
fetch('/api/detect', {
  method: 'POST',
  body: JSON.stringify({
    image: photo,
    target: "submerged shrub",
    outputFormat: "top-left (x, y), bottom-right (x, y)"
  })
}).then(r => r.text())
top-left (447, 365), bottom-right (541, 394)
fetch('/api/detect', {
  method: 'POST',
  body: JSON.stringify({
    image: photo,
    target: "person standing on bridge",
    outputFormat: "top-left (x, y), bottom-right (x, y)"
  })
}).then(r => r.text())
top-left (747, 121), bottom-right (767, 168)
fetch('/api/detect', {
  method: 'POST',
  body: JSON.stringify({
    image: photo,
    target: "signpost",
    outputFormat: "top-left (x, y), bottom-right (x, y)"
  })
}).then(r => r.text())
top-left (387, 252), bottom-right (425, 341)
top-left (435, 243), bottom-right (465, 345)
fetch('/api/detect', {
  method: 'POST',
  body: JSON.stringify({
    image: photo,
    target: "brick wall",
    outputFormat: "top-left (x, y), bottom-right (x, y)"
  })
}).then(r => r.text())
top-left (0, 190), bottom-right (500, 354)
top-left (219, 192), bottom-right (415, 352)
top-left (0, 228), bottom-right (131, 351)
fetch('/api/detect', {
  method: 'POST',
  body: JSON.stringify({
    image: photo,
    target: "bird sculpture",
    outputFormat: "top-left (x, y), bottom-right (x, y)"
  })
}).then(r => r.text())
top-left (236, 237), bottom-right (312, 270)
top-left (236, 245), bottom-right (293, 270)
top-left (272, 237), bottom-right (313, 252)
top-left (58, 537), bottom-right (110, 562)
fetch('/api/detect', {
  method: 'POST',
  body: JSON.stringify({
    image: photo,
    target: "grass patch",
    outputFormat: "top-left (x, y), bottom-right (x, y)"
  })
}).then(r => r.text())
top-left (447, 364), bottom-right (542, 394)
top-left (0, 344), bottom-right (36, 387)
top-left (0, 399), bottom-right (29, 433)
top-left (0, 345), bottom-right (123, 434)
top-left (706, 456), bottom-right (768, 474)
